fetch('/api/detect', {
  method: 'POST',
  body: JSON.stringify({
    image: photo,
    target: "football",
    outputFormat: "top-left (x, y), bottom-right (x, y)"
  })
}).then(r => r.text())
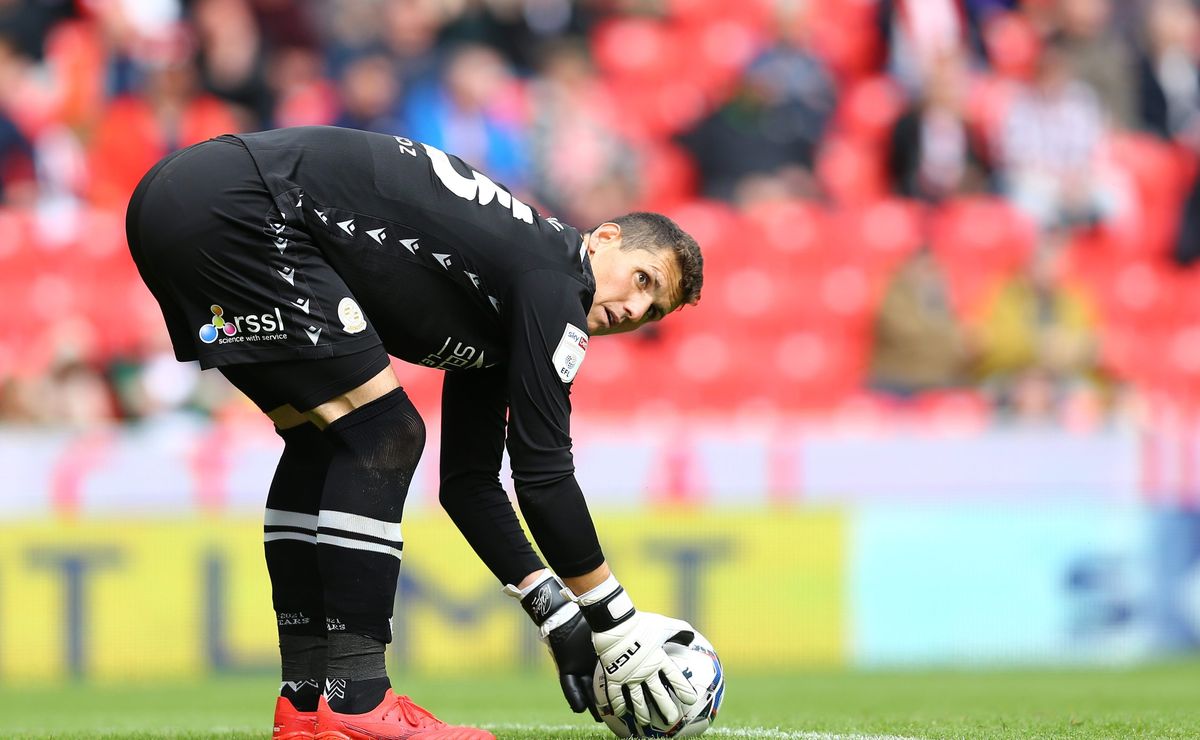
top-left (593, 629), bottom-right (725, 738)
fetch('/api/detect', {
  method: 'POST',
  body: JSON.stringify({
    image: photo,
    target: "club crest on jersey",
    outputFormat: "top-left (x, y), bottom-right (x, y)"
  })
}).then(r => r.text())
top-left (553, 323), bottom-right (588, 383)
top-left (338, 297), bottom-right (367, 334)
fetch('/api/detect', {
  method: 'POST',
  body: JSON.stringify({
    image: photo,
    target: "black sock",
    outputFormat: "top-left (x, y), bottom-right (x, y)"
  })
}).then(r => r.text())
top-left (325, 631), bottom-right (389, 712)
top-left (278, 634), bottom-right (326, 711)
top-left (324, 676), bottom-right (391, 714)
top-left (265, 423), bottom-right (331, 697)
top-left (280, 679), bottom-right (322, 712)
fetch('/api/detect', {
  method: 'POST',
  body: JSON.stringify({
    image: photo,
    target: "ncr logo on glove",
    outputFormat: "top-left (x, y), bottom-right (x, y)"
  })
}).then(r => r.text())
top-left (605, 641), bottom-right (642, 675)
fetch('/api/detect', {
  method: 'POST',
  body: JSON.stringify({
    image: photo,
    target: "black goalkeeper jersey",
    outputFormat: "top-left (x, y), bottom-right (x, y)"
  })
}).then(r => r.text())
top-left (233, 126), bottom-right (602, 575)
top-left (128, 125), bottom-right (604, 577)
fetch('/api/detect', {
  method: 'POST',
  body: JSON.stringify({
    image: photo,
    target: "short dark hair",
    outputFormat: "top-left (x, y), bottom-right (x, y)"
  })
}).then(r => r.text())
top-left (606, 212), bottom-right (703, 308)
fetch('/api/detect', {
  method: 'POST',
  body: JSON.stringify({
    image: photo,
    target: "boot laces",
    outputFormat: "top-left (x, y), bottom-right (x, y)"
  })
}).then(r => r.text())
top-left (391, 695), bottom-right (443, 728)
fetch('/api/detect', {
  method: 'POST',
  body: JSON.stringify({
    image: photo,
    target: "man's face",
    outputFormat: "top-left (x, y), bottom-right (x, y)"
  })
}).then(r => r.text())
top-left (585, 223), bottom-right (682, 336)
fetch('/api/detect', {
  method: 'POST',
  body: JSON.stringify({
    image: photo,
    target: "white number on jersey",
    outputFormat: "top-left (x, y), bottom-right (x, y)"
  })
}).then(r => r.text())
top-left (423, 143), bottom-right (534, 224)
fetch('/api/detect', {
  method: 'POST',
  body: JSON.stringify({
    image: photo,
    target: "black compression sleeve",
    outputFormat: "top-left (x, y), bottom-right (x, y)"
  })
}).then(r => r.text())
top-left (515, 475), bottom-right (605, 578)
top-left (439, 367), bottom-right (542, 585)
top-left (504, 270), bottom-right (604, 576)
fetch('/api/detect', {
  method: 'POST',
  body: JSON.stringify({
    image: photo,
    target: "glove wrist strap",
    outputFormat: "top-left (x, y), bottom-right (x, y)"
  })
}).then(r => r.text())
top-left (504, 571), bottom-right (574, 628)
top-left (574, 575), bottom-right (636, 633)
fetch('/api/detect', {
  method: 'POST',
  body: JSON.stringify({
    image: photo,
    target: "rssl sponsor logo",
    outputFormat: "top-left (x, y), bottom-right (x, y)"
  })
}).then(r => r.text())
top-left (198, 304), bottom-right (287, 344)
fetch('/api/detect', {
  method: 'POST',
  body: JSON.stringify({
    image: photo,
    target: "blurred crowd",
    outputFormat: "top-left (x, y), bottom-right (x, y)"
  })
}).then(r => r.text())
top-left (4, 0), bottom-right (1200, 427)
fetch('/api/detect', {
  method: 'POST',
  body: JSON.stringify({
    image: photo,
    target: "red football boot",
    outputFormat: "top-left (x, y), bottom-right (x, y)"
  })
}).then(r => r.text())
top-left (314, 690), bottom-right (495, 740)
top-left (273, 695), bottom-right (317, 739)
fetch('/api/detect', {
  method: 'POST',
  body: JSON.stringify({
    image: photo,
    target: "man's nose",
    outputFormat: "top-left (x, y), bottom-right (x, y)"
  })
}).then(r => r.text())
top-left (624, 296), bottom-right (651, 321)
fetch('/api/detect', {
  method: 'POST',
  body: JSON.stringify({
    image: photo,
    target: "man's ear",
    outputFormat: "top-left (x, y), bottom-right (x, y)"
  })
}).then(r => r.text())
top-left (587, 223), bottom-right (622, 258)
top-left (595, 222), bottom-right (622, 243)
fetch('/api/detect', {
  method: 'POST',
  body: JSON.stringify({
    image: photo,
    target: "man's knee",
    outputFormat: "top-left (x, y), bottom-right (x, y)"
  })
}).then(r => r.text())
top-left (323, 387), bottom-right (426, 484)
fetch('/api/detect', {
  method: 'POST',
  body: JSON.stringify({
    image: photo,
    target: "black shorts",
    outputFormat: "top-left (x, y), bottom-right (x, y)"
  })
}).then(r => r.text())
top-left (219, 345), bottom-right (391, 412)
top-left (125, 136), bottom-right (383, 369)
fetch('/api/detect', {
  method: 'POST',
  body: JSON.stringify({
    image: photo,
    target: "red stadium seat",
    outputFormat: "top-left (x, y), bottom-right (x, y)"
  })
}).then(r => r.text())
top-left (835, 198), bottom-right (927, 274)
top-left (816, 137), bottom-right (888, 206)
top-left (817, 263), bottom-right (879, 332)
top-left (741, 198), bottom-right (832, 270)
top-left (636, 142), bottom-right (700, 211)
top-left (929, 197), bottom-right (1036, 313)
top-left (834, 76), bottom-right (907, 144)
top-left (982, 11), bottom-right (1040, 81)
top-left (604, 76), bottom-right (709, 139)
top-left (591, 17), bottom-right (681, 80)
top-left (675, 17), bottom-right (767, 101)
top-left (806, 5), bottom-right (884, 82)
top-left (930, 197), bottom-right (1036, 271)
top-left (1093, 259), bottom-right (1181, 329)
top-left (770, 330), bottom-right (865, 411)
top-left (718, 266), bottom-right (780, 326)
top-left (0, 210), bottom-right (35, 275)
top-left (1103, 134), bottom-right (1194, 259)
top-left (663, 199), bottom-right (747, 278)
top-left (912, 390), bottom-right (992, 431)
top-left (1163, 324), bottom-right (1200, 393)
top-left (667, 0), bottom-right (774, 31)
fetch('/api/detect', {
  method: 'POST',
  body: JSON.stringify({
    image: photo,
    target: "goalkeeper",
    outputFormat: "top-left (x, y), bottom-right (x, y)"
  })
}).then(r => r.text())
top-left (125, 126), bottom-right (704, 740)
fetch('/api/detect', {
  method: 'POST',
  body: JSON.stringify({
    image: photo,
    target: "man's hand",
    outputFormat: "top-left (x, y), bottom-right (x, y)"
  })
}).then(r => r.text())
top-left (544, 608), bottom-right (600, 719)
top-left (576, 576), bottom-right (698, 728)
top-left (504, 571), bottom-right (600, 720)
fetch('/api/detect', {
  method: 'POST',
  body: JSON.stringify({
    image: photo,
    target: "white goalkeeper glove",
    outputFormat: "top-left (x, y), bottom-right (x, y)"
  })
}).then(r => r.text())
top-left (503, 570), bottom-right (600, 720)
top-left (573, 574), bottom-right (698, 727)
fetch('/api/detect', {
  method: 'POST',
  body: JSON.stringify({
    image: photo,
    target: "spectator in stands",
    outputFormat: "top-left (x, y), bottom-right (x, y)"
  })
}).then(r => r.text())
top-left (880, 0), bottom-right (976, 93)
top-left (870, 247), bottom-right (975, 395)
top-left (45, 359), bottom-right (116, 426)
top-left (525, 37), bottom-right (637, 227)
top-left (379, 0), bottom-right (446, 91)
top-left (1137, 0), bottom-right (1200, 267)
top-left (250, 0), bottom-right (320, 52)
top-left (677, 20), bottom-right (836, 204)
top-left (332, 50), bottom-right (406, 134)
top-left (87, 50), bottom-right (242, 206)
top-left (191, 0), bottom-right (274, 129)
top-left (996, 36), bottom-right (1121, 231)
top-left (0, 0), bottom-right (74, 61)
top-left (108, 345), bottom-right (236, 421)
top-left (969, 239), bottom-right (1101, 420)
top-left (888, 49), bottom-right (993, 202)
top-left (0, 100), bottom-right (35, 204)
top-left (1056, 0), bottom-right (1136, 128)
top-left (402, 42), bottom-right (528, 190)
top-left (269, 45), bottom-right (338, 127)
top-left (436, 0), bottom-right (597, 73)
top-left (1137, 0), bottom-right (1200, 147)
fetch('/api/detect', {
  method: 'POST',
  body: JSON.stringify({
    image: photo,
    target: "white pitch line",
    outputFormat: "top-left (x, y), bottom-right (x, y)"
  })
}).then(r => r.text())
top-left (489, 725), bottom-right (924, 740)
top-left (711, 732), bottom-right (925, 740)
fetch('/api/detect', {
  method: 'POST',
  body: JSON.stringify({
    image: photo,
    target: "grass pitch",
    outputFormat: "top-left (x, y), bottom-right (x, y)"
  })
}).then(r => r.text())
top-left (1, 661), bottom-right (1198, 739)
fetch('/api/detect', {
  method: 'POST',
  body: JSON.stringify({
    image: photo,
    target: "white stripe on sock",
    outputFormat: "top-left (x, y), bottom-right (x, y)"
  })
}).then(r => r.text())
top-left (264, 531), bottom-right (318, 545)
top-left (318, 509), bottom-right (402, 544)
top-left (317, 532), bottom-right (403, 560)
top-left (264, 508), bottom-right (319, 531)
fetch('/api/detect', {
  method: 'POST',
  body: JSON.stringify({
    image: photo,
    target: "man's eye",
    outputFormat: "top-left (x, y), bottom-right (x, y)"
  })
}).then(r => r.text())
top-left (636, 271), bottom-right (649, 286)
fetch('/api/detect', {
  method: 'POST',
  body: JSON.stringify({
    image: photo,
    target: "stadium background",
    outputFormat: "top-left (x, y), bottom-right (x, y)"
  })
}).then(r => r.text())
top-left (1, 0), bottom-right (1199, 705)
